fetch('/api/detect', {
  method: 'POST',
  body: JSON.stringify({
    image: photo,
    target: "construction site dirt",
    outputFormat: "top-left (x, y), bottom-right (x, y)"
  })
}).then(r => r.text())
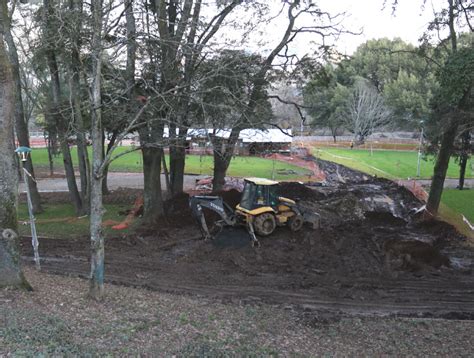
top-left (21, 159), bottom-right (474, 319)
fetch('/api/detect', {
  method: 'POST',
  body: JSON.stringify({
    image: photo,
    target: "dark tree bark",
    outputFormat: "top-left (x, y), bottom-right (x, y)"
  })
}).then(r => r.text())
top-left (169, 127), bottom-right (186, 195)
top-left (142, 146), bottom-right (164, 218)
top-left (0, 31), bottom-right (30, 289)
top-left (426, 121), bottom-right (458, 215)
top-left (43, 0), bottom-right (83, 215)
top-left (69, 0), bottom-right (90, 210)
top-left (0, 1), bottom-right (43, 214)
top-left (458, 130), bottom-right (471, 190)
top-left (139, 122), bottom-right (165, 219)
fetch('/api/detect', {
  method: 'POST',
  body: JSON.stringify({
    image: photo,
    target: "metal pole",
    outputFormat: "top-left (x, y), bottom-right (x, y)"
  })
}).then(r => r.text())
top-left (22, 166), bottom-right (40, 270)
top-left (416, 127), bottom-right (424, 178)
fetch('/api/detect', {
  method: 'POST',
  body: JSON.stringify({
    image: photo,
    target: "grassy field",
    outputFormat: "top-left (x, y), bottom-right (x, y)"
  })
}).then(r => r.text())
top-left (31, 147), bottom-right (311, 180)
top-left (17, 204), bottom-right (134, 238)
top-left (312, 147), bottom-right (473, 180)
top-left (441, 189), bottom-right (474, 223)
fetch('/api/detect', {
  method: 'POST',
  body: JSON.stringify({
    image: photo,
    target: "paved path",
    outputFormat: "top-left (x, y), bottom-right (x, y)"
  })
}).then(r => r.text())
top-left (398, 178), bottom-right (473, 189)
top-left (20, 172), bottom-right (207, 193)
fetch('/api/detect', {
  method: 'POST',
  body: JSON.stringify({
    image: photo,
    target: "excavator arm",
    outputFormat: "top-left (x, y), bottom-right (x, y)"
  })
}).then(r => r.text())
top-left (189, 196), bottom-right (237, 240)
top-left (189, 195), bottom-right (260, 246)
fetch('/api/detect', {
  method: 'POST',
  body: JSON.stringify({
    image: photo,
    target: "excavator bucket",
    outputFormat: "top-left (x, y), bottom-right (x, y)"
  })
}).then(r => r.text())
top-left (298, 204), bottom-right (321, 229)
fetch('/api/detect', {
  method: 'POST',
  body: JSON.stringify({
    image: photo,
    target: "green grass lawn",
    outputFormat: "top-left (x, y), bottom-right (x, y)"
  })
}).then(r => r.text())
top-left (441, 189), bottom-right (474, 223)
top-left (312, 147), bottom-right (473, 180)
top-left (31, 147), bottom-right (311, 180)
top-left (18, 204), bottom-right (133, 238)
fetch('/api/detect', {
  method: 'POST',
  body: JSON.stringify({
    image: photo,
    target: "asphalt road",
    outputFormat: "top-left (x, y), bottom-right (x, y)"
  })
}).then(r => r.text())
top-left (20, 172), bottom-right (207, 193)
top-left (19, 172), bottom-right (473, 193)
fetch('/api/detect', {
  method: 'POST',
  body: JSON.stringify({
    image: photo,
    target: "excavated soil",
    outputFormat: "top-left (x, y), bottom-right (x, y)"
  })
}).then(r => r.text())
top-left (21, 159), bottom-right (474, 319)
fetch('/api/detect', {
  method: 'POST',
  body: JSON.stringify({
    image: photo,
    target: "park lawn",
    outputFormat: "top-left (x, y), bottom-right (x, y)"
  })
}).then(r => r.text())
top-left (31, 147), bottom-right (311, 180)
top-left (312, 147), bottom-right (473, 180)
top-left (441, 189), bottom-right (474, 223)
top-left (17, 204), bottom-right (134, 238)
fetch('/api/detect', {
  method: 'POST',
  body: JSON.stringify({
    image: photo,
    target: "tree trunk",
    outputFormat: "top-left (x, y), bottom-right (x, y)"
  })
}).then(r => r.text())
top-left (0, 2), bottom-right (43, 214)
top-left (44, 0), bottom-right (83, 215)
top-left (89, 0), bottom-right (105, 300)
top-left (161, 148), bottom-right (171, 196)
top-left (458, 130), bottom-right (470, 190)
top-left (211, 129), bottom-right (240, 192)
top-left (47, 136), bottom-right (54, 176)
top-left (0, 32), bottom-right (30, 289)
top-left (142, 146), bottom-right (164, 219)
top-left (426, 122), bottom-right (458, 216)
top-left (212, 150), bottom-right (232, 192)
top-left (69, 0), bottom-right (90, 210)
top-left (169, 128), bottom-right (186, 195)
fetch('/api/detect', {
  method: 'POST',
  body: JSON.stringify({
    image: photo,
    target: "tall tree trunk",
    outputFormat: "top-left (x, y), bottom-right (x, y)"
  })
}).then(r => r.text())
top-left (426, 122), bottom-right (458, 216)
top-left (69, 0), bottom-right (90, 210)
top-left (0, 32), bottom-right (30, 289)
top-left (89, 0), bottom-right (104, 300)
top-left (169, 127), bottom-right (186, 195)
top-left (458, 130), bottom-right (470, 190)
top-left (212, 151), bottom-right (232, 193)
top-left (0, 2), bottom-right (43, 214)
top-left (161, 148), bottom-right (171, 196)
top-left (211, 129), bottom-right (240, 192)
top-left (424, 0), bottom-right (461, 217)
top-left (139, 122), bottom-right (165, 218)
top-left (142, 146), bottom-right (164, 219)
top-left (43, 0), bottom-right (83, 215)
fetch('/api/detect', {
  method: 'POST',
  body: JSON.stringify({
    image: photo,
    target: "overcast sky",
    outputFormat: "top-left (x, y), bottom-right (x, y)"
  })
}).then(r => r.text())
top-left (323, 0), bottom-right (445, 54)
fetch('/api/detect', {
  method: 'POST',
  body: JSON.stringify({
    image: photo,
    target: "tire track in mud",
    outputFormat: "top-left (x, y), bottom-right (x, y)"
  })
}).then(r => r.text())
top-left (23, 253), bottom-right (474, 319)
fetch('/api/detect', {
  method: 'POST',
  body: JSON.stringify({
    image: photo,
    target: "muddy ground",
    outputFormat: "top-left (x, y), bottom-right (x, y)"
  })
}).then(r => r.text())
top-left (21, 159), bottom-right (474, 319)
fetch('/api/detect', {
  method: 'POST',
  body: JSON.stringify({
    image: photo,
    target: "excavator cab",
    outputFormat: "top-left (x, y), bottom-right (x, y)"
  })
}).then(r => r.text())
top-left (239, 178), bottom-right (280, 210)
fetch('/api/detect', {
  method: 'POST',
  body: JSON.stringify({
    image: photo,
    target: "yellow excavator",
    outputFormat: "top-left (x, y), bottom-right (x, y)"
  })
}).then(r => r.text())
top-left (189, 178), bottom-right (320, 246)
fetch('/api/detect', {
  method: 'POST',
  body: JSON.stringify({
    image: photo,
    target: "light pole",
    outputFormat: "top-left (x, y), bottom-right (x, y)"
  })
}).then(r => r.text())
top-left (15, 146), bottom-right (40, 270)
top-left (416, 122), bottom-right (424, 178)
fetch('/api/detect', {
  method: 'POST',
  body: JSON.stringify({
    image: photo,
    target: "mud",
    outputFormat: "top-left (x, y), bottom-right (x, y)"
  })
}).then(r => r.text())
top-left (21, 159), bottom-right (474, 319)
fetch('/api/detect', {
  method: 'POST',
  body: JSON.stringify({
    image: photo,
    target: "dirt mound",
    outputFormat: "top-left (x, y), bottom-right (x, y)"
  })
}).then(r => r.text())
top-left (214, 189), bottom-right (242, 208)
top-left (384, 239), bottom-right (451, 271)
top-left (278, 182), bottom-right (325, 201)
top-left (163, 192), bottom-right (194, 226)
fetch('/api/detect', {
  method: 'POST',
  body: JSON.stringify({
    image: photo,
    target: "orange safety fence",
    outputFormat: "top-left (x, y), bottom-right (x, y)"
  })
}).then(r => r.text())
top-left (102, 196), bottom-right (144, 230)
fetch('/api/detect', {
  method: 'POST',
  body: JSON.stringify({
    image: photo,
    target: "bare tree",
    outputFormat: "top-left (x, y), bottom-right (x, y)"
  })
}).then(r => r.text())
top-left (0, 27), bottom-right (30, 289)
top-left (344, 79), bottom-right (391, 144)
top-left (42, 0), bottom-right (84, 215)
top-left (210, 0), bottom-right (346, 191)
top-left (0, 0), bottom-right (43, 214)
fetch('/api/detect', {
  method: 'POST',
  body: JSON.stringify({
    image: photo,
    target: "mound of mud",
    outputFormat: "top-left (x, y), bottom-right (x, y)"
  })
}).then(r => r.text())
top-left (278, 182), bottom-right (325, 201)
top-left (384, 239), bottom-right (451, 271)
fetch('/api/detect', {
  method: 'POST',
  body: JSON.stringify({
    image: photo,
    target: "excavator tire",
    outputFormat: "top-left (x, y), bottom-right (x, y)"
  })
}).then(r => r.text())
top-left (288, 214), bottom-right (304, 232)
top-left (254, 213), bottom-right (276, 236)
